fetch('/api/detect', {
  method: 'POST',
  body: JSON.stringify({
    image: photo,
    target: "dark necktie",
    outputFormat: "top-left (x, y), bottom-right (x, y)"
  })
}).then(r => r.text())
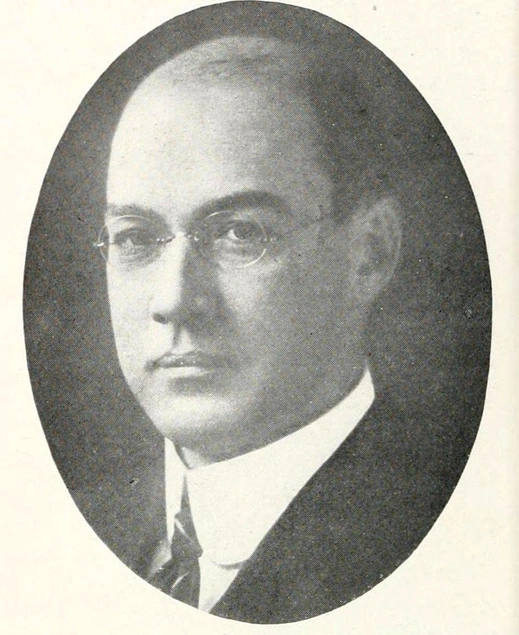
top-left (148, 482), bottom-right (202, 607)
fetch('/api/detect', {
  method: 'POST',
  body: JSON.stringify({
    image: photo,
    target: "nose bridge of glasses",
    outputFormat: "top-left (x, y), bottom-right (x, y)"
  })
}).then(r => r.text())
top-left (155, 229), bottom-right (197, 266)
top-left (157, 230), bottom-right (192, 247)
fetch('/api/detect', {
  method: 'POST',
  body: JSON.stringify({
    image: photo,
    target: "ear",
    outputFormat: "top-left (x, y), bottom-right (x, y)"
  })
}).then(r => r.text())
top-left (345, 196), bottom-right (402, 303)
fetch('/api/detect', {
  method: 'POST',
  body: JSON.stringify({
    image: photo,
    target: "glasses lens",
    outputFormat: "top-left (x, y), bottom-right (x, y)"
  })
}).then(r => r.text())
top-left (98, 216), bottom-right (162, 269)
top-left (198, 212), bottom-right (268, 268)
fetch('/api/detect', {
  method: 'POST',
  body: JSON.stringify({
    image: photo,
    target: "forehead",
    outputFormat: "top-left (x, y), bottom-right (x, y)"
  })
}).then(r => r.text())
top-left (107, 77), bottom-right (332, 222)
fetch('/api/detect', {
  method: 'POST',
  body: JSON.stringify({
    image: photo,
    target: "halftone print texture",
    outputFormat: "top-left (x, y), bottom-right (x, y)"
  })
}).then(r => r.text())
top-left (24, 1), bottom-right (490, 624)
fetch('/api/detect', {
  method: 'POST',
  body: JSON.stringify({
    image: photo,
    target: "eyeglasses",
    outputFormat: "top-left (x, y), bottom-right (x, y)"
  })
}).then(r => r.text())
top-left (94, 211), bottom-right (324, 271)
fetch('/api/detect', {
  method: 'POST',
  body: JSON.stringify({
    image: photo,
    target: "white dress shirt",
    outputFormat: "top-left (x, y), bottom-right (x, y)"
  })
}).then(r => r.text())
top-left (160, 369), bottom-right (375, 612)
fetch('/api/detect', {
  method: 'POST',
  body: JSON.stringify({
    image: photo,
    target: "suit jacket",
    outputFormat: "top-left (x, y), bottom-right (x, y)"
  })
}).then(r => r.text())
top-left (73, 396), bottom-right (454, 624)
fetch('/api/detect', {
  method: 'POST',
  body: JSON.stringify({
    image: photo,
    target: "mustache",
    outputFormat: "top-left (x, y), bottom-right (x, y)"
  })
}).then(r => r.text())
top-left (148, 350), bottom-right (234, 370)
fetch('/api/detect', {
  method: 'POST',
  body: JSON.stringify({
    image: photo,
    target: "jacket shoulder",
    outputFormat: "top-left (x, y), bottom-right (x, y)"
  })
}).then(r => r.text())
top-left (214, 396), bottom-right (455, 622)
top-left (71, 454), bottom-right (165, 576)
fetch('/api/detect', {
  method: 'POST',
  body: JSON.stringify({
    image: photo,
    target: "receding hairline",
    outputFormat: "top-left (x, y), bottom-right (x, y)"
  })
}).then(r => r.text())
top-left (137, 35), bottom-right (311, 90)
top-left (116, 34), bottom-right (396, 221)
top-left (113, 35), bottom-right (336, 192)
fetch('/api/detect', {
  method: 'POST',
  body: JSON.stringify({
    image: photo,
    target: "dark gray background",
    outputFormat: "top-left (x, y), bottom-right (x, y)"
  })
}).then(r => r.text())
top-left (24, 2), bottom-right (491, 496)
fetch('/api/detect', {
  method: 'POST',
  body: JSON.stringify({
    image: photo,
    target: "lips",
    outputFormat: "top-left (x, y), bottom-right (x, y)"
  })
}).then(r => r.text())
top-left (150, 350), bottom-right (232, 372)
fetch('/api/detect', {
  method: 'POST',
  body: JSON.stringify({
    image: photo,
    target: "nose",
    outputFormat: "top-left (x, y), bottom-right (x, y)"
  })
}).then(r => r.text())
top-left (148, 235), bottom-right (216, 326)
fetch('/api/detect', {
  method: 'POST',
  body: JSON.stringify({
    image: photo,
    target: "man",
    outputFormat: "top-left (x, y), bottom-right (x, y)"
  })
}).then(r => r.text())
top-left (80, 29), bottom-right (448, 624)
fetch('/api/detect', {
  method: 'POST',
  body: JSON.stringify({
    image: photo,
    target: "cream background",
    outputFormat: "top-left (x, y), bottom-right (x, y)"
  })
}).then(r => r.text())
top-left (2, 0), bottom-right (517, 632)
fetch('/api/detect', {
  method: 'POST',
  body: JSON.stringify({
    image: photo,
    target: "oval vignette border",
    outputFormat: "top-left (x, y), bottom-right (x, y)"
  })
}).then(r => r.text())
top-left (22, 0), bottom-right (492, 627)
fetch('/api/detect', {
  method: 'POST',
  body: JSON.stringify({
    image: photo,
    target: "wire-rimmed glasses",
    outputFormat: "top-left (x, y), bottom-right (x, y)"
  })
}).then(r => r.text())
top-left (94, 210), bottom-right (324, 271)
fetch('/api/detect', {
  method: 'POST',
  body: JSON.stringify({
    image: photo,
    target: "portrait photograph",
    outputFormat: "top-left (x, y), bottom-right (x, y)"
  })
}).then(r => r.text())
top-left (4, 0), bottom-right (516, 633)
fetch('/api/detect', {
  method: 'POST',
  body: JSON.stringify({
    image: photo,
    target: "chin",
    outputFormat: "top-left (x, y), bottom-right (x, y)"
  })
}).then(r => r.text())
top-left (143, 395), bottom-right (245, 448)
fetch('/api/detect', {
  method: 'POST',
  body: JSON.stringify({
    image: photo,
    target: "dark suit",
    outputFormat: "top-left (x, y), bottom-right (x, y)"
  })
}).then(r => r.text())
top-left (74, 396), bottom-right (452, 624)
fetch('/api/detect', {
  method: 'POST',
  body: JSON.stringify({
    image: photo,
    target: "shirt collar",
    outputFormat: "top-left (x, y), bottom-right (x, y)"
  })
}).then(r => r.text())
top-left (165, 368), bottom-right (375, 566)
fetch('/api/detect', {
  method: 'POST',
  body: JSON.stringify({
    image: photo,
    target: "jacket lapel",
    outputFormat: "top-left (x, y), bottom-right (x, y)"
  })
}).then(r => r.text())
top-left (211, 396), bottom-right (448, 623)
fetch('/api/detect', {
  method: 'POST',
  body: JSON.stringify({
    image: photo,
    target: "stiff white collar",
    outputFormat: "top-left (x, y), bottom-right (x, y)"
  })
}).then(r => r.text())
top-left (165, 368), bottom-right (375, 567)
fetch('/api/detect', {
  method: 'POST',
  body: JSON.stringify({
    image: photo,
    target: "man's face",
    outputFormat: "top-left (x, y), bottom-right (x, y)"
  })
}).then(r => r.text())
top-left (106, 78), bottom-right (366, 463)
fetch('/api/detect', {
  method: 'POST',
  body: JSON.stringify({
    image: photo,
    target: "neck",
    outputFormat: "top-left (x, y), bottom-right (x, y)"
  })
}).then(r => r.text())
top-left (178, 362), bottom-right (367, 469)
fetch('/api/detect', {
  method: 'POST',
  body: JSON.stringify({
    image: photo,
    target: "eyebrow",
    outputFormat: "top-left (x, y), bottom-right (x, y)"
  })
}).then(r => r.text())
top-left (197, 191), bottom-right (293, 218)
top-left (106, 190), bottom-right (294, 222)
top-left (106, 203), bottom-right (160, 221)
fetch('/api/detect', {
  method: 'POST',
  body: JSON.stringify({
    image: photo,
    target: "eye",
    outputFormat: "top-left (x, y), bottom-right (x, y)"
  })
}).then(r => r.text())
top-left (194, 212), bottom-right (269, 267)
top-left (111, 227), bottom-right (157, 250)
top-left (225, 219), bottom-right (265, 243)
top-left (96, 215), bottom-right (172, 269)
top-left (102, 216), bottom-right (164, 267)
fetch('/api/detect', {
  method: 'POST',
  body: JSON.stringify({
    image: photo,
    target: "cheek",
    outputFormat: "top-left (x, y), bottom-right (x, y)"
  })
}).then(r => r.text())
top-left (228, 261), bottom-right (328, 351)
top-left (107, 277), bottom-right (147, 359)
top-left (108, 273), bottom-right (147, 317)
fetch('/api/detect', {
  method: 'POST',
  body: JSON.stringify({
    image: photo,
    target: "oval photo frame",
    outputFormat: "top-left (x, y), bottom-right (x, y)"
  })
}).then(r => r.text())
top-left (24, 1), bottom-right (491, 625)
